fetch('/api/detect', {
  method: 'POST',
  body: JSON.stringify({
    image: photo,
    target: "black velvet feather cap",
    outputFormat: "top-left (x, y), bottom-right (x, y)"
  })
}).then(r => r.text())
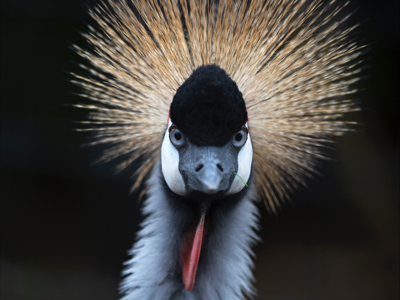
top-left (170, 65), bottom-right (247, 147)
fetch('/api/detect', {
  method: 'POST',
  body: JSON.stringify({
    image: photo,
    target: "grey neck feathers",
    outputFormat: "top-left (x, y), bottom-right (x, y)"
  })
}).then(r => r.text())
top-left (120, 160), bottom-right (260, 300)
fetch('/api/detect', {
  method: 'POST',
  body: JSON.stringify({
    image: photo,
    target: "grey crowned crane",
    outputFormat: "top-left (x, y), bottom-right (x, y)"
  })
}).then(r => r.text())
top-left (73, 0), bottom-right (363, 299)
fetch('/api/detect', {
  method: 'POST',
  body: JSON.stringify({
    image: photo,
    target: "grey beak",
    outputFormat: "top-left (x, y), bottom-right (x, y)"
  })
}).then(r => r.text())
top-left (193, 162), bottom-right (223, 194)
top-left (179, 143), bottom-right (237, 194)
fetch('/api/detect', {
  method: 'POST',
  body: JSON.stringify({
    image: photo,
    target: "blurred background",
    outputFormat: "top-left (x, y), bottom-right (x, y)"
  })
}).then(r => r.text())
top-left (0, 0), bottom-right (398, 299)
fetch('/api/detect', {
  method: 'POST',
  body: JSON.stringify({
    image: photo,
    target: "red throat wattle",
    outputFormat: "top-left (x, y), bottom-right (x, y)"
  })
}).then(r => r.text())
top-left (181, 210), bottom-right (206, 291)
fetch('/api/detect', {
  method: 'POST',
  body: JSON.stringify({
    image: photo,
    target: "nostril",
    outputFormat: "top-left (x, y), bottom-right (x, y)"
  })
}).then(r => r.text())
top-left (217, 164), bottom-right (224, 172)
top-left (195, 164), bottom-right (204, 172)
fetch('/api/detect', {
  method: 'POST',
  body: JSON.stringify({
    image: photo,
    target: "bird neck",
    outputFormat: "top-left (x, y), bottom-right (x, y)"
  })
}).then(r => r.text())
top-left (120, 160), bottom-right (260, 300)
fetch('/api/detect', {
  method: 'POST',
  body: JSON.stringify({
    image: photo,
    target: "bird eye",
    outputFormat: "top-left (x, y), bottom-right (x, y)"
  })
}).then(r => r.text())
top-left (232, 128), bottom-right (248, 149)
top-left (169, 126), bottom-right (186, 149)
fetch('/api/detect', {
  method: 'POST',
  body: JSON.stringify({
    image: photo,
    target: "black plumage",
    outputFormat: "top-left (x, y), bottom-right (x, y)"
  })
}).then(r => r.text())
top-left (170, 65), bottom-right (247, 146)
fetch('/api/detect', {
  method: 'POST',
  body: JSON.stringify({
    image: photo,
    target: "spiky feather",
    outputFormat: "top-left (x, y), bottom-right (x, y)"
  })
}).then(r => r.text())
top-left (73, 0), bottom-right (363, 212)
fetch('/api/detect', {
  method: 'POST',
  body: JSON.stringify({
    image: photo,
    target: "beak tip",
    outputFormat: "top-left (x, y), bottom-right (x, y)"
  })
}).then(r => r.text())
top-left (200, 180), bottom-right (221, 194)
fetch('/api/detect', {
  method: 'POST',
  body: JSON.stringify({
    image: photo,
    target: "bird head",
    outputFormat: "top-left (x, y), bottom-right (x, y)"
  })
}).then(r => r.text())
top-left (161, 65), bottom-right (253, 198)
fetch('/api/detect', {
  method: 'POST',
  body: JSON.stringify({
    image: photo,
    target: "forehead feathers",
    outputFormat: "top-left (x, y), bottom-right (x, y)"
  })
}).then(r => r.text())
top-left (170, 65), bottom-right (247, 147)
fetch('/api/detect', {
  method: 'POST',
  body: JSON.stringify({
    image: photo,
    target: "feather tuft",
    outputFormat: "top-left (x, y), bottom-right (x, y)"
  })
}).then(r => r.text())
top-left (74, 0), bottom-right (363, 212)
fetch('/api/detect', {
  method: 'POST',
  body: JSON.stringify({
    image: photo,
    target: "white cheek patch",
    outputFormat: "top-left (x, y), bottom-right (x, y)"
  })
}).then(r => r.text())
top-left (161, 122), bottom-right (187, 196)
top-left (227, 134), bottom-right (253, 195)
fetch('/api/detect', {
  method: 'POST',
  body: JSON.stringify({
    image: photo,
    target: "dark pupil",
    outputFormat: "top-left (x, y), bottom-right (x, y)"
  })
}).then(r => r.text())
top-left (235, 133), bottom-right (243, 142)
top-left (175, 132), bottom-right (182, 141)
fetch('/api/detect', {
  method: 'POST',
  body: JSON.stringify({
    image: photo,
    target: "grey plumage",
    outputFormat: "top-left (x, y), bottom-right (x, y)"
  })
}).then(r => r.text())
top-left (120, 160), bottom-right (260, 299)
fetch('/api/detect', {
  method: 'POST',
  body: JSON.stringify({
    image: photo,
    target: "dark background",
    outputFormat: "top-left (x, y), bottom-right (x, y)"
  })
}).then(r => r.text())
top-left (1, 0), bottom-right (398, 299)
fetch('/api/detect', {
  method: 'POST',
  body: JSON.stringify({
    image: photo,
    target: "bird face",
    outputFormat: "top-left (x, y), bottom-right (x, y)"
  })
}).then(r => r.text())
top-left (161, 119), bottom-right (253, 196)
top-left (161, 64), bottom-right (252, 197)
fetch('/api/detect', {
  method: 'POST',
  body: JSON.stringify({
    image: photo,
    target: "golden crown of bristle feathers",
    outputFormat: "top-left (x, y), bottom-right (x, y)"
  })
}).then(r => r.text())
top-left (72, 0), bottom-right (363, 213)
